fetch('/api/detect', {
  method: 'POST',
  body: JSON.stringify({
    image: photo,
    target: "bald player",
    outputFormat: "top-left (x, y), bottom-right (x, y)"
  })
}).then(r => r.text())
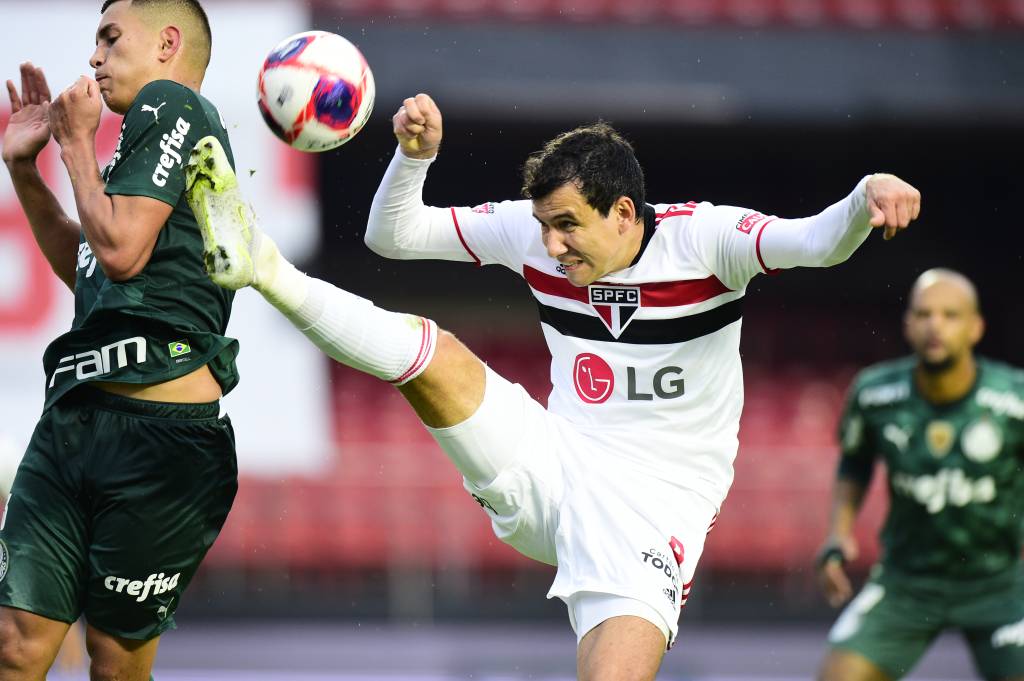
top-left (0, 2), bottom-right (239, 679)
top-left (816, 269), bottom-right (1024, 681)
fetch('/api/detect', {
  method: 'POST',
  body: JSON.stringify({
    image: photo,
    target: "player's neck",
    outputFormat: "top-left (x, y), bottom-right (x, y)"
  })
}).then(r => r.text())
top-left (914, 353), bottom-right (977, 405)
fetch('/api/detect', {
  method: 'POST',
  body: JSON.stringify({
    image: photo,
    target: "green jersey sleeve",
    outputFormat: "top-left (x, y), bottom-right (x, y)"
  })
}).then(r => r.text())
top-left (103, 80), bottom-right (210, 206)
top-left (836, 379), bottom-right (877, 485)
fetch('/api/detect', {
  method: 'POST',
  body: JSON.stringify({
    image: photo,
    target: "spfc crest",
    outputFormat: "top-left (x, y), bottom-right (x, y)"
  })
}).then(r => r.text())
top-left (925, 420), bottom-right (955, 458)
top-left (589, 285), bottom-right (640, 338)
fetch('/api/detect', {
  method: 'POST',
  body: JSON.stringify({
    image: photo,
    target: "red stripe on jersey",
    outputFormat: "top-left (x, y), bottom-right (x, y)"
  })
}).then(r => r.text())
top-left (655, 202), bottom-right (697, 225)
top-left (523, 265), bottom-right (589, 303)
top-left (450, 207), bottom-right (481, 267)
top-left (523, 265), bottom-right (732, 307)
top-left (755, 218), bottom-right (781, 275)
top-left (640, 277), bottom-right (732, 307)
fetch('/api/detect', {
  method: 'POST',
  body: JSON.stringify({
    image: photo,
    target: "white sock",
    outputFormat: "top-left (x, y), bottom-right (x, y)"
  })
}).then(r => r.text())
top-left (253, 235), bottom-right (437, 385)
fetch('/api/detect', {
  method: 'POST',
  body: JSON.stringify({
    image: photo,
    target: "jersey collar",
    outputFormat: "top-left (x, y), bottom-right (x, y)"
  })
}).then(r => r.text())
top-left (628, 204), bottom-right (657, 268)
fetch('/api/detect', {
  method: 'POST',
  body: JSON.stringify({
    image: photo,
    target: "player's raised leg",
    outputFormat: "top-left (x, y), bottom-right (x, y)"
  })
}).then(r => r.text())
top-left (185, 134), bottom-right (485, 433)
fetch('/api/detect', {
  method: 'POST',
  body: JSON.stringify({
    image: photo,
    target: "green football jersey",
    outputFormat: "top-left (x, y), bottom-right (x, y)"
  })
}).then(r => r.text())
top-left (42, 80), bottom-right (239, 408)
top-left (838, 356), bottom-right (1024, 578)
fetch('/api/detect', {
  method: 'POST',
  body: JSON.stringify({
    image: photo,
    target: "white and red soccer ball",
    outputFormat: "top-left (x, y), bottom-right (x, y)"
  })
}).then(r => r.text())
top-left (257, 30), bottom-right (375, 152)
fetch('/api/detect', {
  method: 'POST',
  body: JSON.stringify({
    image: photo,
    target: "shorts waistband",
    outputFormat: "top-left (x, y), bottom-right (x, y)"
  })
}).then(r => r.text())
top-left (61, 385), bottom-right (221, 420)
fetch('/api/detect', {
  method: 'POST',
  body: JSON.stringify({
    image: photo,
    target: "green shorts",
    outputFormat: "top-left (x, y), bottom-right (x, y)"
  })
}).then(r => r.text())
top-left (0, 386), bottom-right (237, 640)
top-left (828, 565), bottom-right (1024, 680)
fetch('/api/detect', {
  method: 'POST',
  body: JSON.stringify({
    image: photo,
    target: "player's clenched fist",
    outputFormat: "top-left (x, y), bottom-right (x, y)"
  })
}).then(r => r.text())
top-left (394, 93), bottom-right (442, 160)
top-left (49, 76), bottom-right (102, 148)
top-left (865, 173), bottom-right (922, 241)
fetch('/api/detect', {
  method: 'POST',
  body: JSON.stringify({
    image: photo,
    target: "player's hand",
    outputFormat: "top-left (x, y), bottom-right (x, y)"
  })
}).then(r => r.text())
top-left (2, 62), bottom-right (53, 165)
top-left (865, 173), bottom-right (921, 241)
top-left (393, 93), bottom-right (442, 160)
top-left (816, 535), bottom-right (859, 608)
top-left (48, 76), bottom-right (102, 149)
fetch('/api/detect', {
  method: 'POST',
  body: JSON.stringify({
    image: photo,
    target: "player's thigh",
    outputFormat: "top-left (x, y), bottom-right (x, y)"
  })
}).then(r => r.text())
top-left (84, 395), bottom-right (237, 640)
top-left (958, 573), bottom-right (1024, 681)
top-left (818, 648), bottom-right (894, 681)
top-left (0, 606), bottom-right (71, 674)
top-left (400, 329), bottom-right (487, 428)
top-left (430, 365), bottom-right (566, 566)
top-left (826, 576), bottom-right (942, 680)
top-left (85, 623), bottom-right (159, 681)
top-left (577, 613), bottom-right (665, 681)
top-left (552, 461), bottom-right (718, 650)
top-left (0, 403), bottom-right (90, 628)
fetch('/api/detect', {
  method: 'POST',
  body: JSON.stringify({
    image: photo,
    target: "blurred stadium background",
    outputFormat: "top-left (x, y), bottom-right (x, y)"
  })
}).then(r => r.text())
top-left (1, 0), bottom-right (1022, 678)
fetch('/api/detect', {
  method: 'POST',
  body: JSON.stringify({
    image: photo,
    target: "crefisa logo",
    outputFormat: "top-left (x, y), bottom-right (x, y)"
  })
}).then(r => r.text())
top-left (573, 353), bottom-right (614, 404)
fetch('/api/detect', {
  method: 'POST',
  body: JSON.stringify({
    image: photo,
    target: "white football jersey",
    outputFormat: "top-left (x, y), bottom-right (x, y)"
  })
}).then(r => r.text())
top-left (448, 199), bottom-right (778, 507)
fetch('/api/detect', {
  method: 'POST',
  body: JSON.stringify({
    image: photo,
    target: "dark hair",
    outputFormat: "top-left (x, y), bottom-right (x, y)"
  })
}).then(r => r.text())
top-left (522, 122), bottom-right (645, 218)
top-left (101, 0), bottom-right (212, 67)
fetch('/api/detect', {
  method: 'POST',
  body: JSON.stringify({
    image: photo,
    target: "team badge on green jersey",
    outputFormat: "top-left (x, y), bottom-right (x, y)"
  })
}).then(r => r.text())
top-left (168, 341), bottom-right (192, 358)
top-left (962, 418), bottom-right (1003, 463)
top-left (926, 420), bottom-right (955, 458)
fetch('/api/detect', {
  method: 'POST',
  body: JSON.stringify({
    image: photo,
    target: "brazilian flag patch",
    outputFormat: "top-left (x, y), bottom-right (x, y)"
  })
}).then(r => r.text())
top-left (168, 340), bottom-right (192, 358)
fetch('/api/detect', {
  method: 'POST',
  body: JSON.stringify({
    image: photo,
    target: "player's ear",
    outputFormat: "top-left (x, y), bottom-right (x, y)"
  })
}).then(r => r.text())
top-left (969, 313), bottom-right (985, 346)
top-left (616, 196), bottom-right (637, 233)
top-left (158, 26), bottom-right (182, 63)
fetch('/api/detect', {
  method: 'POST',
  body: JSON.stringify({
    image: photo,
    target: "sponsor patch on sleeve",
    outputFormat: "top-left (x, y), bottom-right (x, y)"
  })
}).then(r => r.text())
top-left (735, 211), bottom-right (767, 235)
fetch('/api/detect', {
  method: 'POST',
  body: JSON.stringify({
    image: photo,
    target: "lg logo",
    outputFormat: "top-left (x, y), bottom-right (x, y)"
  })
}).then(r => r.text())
top-left (573, 353), bottom-right (686, 404)
top-left (627, 366), bottom-right (684, 401)
top-left (574, 353), bottom-right (613, 404)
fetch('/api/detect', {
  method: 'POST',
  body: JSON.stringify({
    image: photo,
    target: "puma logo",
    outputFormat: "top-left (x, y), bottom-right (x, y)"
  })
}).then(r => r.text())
top-left (141, 102), bottom-right (166, 122)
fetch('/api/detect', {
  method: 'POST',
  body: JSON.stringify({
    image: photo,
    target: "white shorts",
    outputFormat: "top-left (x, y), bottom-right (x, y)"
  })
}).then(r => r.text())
top-left (428, 367), bottom-right (719, 649)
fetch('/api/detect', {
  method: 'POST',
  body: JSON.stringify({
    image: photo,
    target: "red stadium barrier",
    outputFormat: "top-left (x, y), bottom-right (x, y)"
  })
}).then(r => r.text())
top-left (314, 0), bottom-right (1024, 30)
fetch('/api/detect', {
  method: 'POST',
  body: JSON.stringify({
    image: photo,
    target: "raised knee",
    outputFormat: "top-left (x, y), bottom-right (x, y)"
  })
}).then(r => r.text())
top-left (434, 328), bottom-right (466, 357)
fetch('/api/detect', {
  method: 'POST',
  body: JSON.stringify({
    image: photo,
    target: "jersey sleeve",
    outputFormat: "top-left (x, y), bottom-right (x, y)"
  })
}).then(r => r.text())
top-left (448, 200), bottom-right (538, 272)
top-left (836, 381), bottom-right (877, 485)
top-left (682, 203), bottom-right (777, 291)
top-left (103, 80), bottom-right (212, 206)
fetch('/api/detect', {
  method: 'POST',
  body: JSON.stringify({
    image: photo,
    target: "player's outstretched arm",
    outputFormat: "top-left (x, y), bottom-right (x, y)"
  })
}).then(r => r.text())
top-left (758, 174), bottom-right (921, 271)
top-left (365, 94), bottom-right (477, 262)
top-left (2, 63), bottom-right (81, 290)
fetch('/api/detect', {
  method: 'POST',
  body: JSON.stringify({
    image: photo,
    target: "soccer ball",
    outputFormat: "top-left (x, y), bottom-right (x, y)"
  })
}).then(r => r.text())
top-left (257, 30), bottom-right (375, 152)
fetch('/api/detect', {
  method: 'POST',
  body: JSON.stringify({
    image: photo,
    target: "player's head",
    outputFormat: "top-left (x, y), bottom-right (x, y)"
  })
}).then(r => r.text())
top-left (904, 268), bottom-right (984, 373)
top-left (523, 123), bottom-right (646, 287)
top-left (92, 0), bottom-right (212, 114)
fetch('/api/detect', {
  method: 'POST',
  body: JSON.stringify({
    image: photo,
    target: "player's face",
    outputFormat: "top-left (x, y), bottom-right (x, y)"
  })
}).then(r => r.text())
top-left (904, 280), bottom-right (983, 372)
top-left (533, 184), bottom-right (639, 287)
top-left (90, 1), bottom-right (161, 114)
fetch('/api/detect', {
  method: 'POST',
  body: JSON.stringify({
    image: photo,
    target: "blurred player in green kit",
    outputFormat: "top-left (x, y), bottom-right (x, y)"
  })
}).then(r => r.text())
top-left (0, 1), bottom-right (239, 679)
top-left (817, 269), bottom-right (1024, 681)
